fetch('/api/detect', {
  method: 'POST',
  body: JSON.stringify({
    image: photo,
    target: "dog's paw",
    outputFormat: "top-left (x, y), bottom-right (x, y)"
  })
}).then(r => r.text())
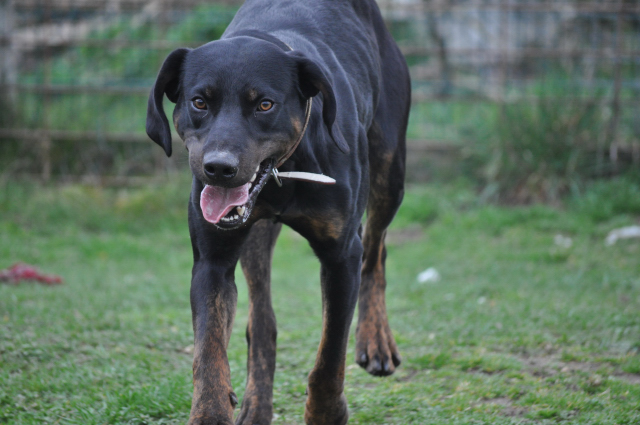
top-left (188, 393), bottom-right (237, 425)
top-left (188, 417), bottom-right (235, 425)
top-left (234, 392), bottom-right (272, 425)
top-left (304, 391), bottom-right (348, 425)
top-left (355, 317), bottom-right (401, 377)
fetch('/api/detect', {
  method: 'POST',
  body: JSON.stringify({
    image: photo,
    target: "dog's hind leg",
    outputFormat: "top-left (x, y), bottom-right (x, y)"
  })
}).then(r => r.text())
top-left (236, 219), bottom-right (282, 425)
top-left (355, 116), bottom-right (408, 377)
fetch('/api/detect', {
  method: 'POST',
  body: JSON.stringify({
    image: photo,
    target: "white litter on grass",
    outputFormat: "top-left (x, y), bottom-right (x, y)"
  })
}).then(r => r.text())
top-left (417, 267), bottom-right (440, 283)
top-left (605, 225), bottom-right (640, 246)
top-left (554, 234), bottom-right (573, 248)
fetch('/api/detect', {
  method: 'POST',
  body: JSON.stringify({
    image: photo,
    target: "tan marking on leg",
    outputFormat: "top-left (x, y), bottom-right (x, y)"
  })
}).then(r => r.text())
top-left (356, 232), bottom-right (401, 376)
top-left (189, 335), bottom-right (236, 423)
top-left (297, 210), bottom-right (345, 241)
top-left (188, 287), bottom-right (238, 424)
top-left (236, 220), bottom-right (280, 424)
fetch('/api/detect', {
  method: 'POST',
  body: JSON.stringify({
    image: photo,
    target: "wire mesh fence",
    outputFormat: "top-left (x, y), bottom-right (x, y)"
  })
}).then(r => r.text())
top-left (0, 0), bottom-right (638, 188)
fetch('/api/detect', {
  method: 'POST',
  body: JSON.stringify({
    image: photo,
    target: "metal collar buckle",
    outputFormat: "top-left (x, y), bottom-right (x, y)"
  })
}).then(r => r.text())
top-left (271, 168), bottom-right (283, 187)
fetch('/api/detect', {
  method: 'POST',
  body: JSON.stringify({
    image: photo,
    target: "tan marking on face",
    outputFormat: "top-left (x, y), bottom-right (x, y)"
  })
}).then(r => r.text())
top-left (247, 89), bottom-right (259, 102)
top-left (189, 145), bottom-right (205, 184)
top-left (291, 116), bottom-right (302, 135)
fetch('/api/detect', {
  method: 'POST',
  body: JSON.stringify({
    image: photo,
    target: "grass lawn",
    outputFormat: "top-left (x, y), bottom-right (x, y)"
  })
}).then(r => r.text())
top-left (1, 176), bottom-right (639, 424)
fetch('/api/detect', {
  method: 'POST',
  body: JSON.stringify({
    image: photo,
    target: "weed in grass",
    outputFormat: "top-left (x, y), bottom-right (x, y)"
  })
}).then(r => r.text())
top-left (478, 93), bottom-right (606, 203)
top-left (569, 177), bottom-right (640, 222)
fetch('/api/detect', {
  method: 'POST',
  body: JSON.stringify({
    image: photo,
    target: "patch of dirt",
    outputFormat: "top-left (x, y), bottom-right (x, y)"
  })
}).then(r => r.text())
top-left (466, 367), bottom-right (502, 376)
top-left (616, 372), bottom-right (640, 385)
top-left (486, 397), bottom-right (511, 406)
top-left (502, 405), bottom-right (530, 418)
top-left (386, 226), bottom-right (424, 245)
top-left (480, 397), bottom-right (529, 418)
top-left (395, 368), bottom-right (418, 382)
top-left (518, 354), bottom-right (640, 385)
top-left (521, 355), bottom-right (598, 376)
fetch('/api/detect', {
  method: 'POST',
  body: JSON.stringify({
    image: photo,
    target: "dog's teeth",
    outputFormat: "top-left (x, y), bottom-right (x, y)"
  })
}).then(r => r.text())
top-left (256, 165), bottom-right (260, 173)
top-left (237, 206), bottom-right (246, 216)
top-left (250, 173), bottom-right (256, 182)
top-left (233, 215), bottom-right (239, 220)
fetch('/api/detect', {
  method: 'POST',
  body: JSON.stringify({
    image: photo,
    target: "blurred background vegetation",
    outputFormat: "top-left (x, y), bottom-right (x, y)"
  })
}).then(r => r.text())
top-left (0, 0), bottom-right (639, 203)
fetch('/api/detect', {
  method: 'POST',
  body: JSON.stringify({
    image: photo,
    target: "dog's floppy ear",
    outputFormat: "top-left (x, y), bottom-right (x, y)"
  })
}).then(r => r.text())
top-left (289, 51), bottom-right (350, 154)
top-left (146, 48), bottom-right (190, 157)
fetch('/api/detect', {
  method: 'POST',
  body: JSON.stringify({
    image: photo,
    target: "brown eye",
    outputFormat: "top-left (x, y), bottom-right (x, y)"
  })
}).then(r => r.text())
top-left (258, 100), bottom-right (273, 112)
top-left (192, 98), bottom-right (207, 110)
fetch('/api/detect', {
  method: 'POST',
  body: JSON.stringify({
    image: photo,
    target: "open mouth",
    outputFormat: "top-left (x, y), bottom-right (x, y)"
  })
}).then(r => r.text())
top-left (200, 159), bottom-right (274, 230)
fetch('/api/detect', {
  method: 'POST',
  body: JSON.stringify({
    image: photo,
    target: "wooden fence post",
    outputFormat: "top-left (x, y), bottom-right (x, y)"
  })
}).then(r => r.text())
top-left (0, 0), bottom-right (17, 103)
top-left (41, 135), bottom-right (52, 182)
top-left (607, 1), bottom-right (623, 171)
top-left (42, 0), bottom-right (53, 182)
top-left (498, 0), bottom-right (510, 107)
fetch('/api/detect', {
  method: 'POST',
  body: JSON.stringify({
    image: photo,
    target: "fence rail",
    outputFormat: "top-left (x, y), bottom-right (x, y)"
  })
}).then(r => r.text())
top-left (1, 0), bottom-right (639, 183)
top-left (378, 1), bottom-right (640, 13)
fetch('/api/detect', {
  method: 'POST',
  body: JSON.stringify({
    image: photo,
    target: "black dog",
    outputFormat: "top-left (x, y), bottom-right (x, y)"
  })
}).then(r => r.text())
top-left (146, 0), bottom-right (410, 423)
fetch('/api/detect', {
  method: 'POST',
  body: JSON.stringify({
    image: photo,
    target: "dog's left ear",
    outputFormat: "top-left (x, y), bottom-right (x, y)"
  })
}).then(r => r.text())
top-left (146, 48), bottom-right (190, 157)
top-left (289, 51), bottom-right (350, 154)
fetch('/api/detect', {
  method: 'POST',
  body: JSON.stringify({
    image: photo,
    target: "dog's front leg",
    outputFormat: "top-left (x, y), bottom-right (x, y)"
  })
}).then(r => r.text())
top-left (188, 228), bottom-right (249, 425)
top-left (236, 220), bottom-right (282, 425)
top-left (304, 235), bottom-right (363, 425)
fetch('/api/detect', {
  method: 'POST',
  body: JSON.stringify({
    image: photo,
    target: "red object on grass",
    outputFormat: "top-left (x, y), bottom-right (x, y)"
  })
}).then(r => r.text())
top-left (0, 263), bottom-right (63, 285)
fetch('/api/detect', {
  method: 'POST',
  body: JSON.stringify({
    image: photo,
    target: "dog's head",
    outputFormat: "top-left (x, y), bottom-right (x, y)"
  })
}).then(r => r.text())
top-left (146, 37), bottom-right (347, 230)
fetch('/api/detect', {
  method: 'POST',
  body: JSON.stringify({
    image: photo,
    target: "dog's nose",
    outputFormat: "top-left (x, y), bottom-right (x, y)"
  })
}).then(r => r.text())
top-left (203, 152), bottom-right (239, 182)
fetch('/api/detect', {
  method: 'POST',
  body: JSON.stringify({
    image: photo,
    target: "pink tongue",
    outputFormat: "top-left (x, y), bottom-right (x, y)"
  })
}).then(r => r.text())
top-left (200, 184), bottom-right (250, 224)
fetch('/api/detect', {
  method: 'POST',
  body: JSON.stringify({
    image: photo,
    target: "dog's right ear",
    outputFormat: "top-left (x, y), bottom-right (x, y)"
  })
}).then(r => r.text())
top-left (146, 48), bottom-right (190, 157)
top-left (288, 51), bottom-right (350, 154)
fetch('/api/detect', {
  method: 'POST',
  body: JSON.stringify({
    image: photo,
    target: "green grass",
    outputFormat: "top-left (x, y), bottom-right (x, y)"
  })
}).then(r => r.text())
top-left (1, 176), bottom-right (639, 424)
